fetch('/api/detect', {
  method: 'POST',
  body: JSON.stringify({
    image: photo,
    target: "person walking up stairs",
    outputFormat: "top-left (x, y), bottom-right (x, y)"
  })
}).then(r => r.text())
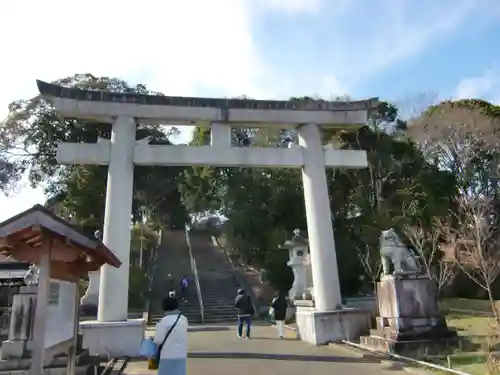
top-left (234, 288), bottom-right (254, 339)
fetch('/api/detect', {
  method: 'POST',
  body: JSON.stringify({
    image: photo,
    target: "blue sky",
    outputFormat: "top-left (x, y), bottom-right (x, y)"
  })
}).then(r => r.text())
top-left (1, 0), bottom-right (500, 221)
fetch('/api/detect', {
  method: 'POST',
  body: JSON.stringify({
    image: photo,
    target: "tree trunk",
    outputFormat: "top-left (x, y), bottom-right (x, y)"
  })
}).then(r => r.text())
top-left (486, 286), bottom-right (500, 323)
top-left (372, 280), bottom-right (379, 327)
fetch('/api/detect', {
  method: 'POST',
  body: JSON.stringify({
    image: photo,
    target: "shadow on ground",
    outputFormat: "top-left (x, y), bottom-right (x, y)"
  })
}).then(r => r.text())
top-left (187, 352), bottom-right (383, 363)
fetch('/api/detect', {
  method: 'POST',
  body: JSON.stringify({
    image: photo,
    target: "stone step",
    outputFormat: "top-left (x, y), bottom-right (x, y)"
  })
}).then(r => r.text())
top-left (360, 336), bottom-right (390, 352)
top-left (200, 290), bottom-right (239, 294)
top-left (202, 297), bottom-right (236, 302)
top-left (201, 295), bottom-right (237, 300)
top-left (149, 313), bottom-right (237, 324)
top-left (202, 303), bottom-right (235, 308)
top-left (151, 317), bottom-right (203, 325)
top-left (360, 334), bottom-right (460, 356)
top-left (202, 293), bottom-right (237, 298)
top-left (202, 300), bottom-right (235, 305)
top-left (202, 300), bottom-right (237, 304)
top-left (201, 290), bottom-right (239, 295)
top-left (202, 294), bottom-right (236, 303)
top-left (180, 310), bottom-right (202, 315)
top-left (197, 278), bottom-right (236, 283)
top-left (200, 285), bottom-right (240, 290)
top-left (369, 328), bottom-right (394, 339)
top-left (200, 284), bottom-right (239, 289)
top-left (201, 305), bottom-right (235, 310)
top-left (197, 269), bottom-right (233, 273)
top-left (201, 292), bottom-right (239, 296)
top-left (151, 310), bottom-right (200, 316)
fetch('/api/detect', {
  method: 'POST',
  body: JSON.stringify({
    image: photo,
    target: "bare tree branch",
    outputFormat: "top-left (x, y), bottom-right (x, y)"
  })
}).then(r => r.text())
top-left (356, 242), bottom-right (382, 293)
top-left (404, 222), bottom-right (456, 295)
top-left (438, 197), bottom-right (500, 322)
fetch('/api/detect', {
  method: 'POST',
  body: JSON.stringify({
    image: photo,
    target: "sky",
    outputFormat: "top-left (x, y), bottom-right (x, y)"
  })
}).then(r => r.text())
top-left (0, 0), bottom-right (499, 221)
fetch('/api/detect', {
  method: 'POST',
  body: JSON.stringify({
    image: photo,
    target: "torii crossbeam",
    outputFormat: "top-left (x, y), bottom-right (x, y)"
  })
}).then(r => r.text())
top-left (37, 79), bottom-right (377, 353)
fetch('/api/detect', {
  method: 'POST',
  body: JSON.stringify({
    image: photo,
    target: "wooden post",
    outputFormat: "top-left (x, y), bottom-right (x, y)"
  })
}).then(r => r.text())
top-left (30, 244), bottom-right (51, 375)
top-left (67, 283), bottom-right (80, 375)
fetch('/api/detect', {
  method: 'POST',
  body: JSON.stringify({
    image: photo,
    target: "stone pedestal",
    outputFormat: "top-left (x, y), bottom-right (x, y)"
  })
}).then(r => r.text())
top-left (0, 284), bottom-right (91, 374)
top-left (80, 270), bottom-right (100, 316)
top-left (79, 319), bottom-right (145, 357)
top-left (295, 301), bottom-right (372, 345)
top-left (364, 275), bottom-right (458, 354)
top-left (1, 286), bottom-right (37, 359)
top-left (2, 281), bottom-right (80, 359)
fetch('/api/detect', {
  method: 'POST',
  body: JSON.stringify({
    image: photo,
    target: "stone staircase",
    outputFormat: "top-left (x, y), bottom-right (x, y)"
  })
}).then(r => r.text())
top-left (149, 229), bottom-right (203, 325)
top-left (150, 299), bottom-right (202, 326)
top-left (189, 232), bottom-right (241, 324)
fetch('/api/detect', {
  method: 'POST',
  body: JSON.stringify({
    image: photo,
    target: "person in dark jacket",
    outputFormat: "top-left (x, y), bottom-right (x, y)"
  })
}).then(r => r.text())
top-left (179, 275), bottom-right (189, 302)
top-left (234, 288), bottom-right (254, 339)
top-left (271, 290), bottom-right (288, 339)
top-left (166, 273), bottom-right (176, 297)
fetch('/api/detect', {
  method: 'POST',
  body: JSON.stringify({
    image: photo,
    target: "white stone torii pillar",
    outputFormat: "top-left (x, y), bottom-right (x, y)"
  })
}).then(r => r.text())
top-left (98, 116), bottom-right (136, 321)
top-left (298, 123), bottom-right (341, 311)
top-left (37, 79), bottom-right (377, 350)
top-left (58, 121), bottom-right (366, 316)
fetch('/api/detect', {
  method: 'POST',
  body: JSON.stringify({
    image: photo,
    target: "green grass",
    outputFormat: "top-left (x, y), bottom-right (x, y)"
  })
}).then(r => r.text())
top-left (439, 299), bottom-right (500, 374)
top-left (448, 356), bottom-right (491, 375)
top-left (441, 298), bottom-right (497, 313)
top-left (446, 313), bottom-right (495, 335)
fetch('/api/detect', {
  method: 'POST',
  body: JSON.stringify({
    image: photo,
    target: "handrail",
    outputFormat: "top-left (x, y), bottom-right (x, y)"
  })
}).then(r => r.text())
top-left (211, 236), bottom-right (259, 317)
top-left (185, 225), bottom-right (204, 324)
top-left (143, 228), bottom-right (162, 325)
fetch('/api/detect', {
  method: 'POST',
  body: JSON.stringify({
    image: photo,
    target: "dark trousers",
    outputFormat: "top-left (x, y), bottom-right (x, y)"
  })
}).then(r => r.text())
top-left (180, 286), bottom-right (188, 299)
top-left (237, 315), bottom-right (252, 337)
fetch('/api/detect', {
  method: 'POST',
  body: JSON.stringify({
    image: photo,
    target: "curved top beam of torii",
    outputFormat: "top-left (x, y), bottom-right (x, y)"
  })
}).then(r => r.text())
top-left (36, 80), bottom-right (374, 321)
top-left (36, 80), bottom-right (378, 127)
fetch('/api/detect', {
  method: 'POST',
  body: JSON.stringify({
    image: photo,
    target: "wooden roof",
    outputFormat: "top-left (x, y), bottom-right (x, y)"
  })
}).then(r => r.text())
top-left (0, 204), bottom-right (121, 282)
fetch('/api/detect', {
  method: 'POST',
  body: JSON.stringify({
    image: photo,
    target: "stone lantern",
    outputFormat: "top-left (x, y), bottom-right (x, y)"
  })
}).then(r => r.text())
top-left (282, 229), bottom-right (313, 300)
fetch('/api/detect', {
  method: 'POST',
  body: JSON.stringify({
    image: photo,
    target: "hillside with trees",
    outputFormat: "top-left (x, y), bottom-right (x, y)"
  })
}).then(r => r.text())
top-left (2, 74), bottom-right (500, 300)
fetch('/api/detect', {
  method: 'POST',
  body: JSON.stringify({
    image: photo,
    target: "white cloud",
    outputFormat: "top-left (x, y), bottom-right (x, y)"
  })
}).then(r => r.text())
top-left (0, 0), bottom-right (341, 221)
top-left (0, 0), bottom-right (495, 220)
top-left (253, 0), bottom-right (324, 14)
top-left (0, 0), bottom-right (268, 120)
top-left (455, 72), bottom-right (500, 103)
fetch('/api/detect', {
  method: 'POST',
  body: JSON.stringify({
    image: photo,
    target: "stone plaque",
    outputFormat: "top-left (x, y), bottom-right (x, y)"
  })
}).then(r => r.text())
top-left (48, 282), bottom-right (60, 305)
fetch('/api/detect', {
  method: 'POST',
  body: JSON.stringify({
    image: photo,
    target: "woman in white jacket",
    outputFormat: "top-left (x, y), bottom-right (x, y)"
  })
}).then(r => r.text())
top-left (154, 297), bottom-right (188, 375)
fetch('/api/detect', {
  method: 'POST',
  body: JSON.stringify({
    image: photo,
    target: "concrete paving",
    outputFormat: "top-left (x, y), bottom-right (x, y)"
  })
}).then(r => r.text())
top-left (125, 322), bottom-right (411, 375)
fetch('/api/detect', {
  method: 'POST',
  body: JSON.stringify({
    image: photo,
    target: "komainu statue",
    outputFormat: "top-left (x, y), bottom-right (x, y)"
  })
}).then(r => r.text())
top-left (379, 228), bottom-right (420, 276)
top-left (23, 264), bottom-right (40, 285)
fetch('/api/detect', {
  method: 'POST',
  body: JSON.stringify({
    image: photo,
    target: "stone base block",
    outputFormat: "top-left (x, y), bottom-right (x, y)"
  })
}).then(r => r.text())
top-left (295, 304), bottom-right (371, 345)
top-left (1, 335), bottom-right (83, 361)
top-left (79, 319), bottom-right (145, 358)
top-left (80, 292), bottom-right (98, 318)
top-left (0, 340), bottom-right (32, 359)
top-left (0, 349), bottom-right (91, 374)
top-left (361, 333), bottom-right (459, 356)
top-left (0, 365), bottom-right (90, 375)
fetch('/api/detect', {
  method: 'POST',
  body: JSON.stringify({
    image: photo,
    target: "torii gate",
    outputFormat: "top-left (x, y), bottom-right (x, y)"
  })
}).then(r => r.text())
top-left (37, 80), bottom-right (377, 353)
